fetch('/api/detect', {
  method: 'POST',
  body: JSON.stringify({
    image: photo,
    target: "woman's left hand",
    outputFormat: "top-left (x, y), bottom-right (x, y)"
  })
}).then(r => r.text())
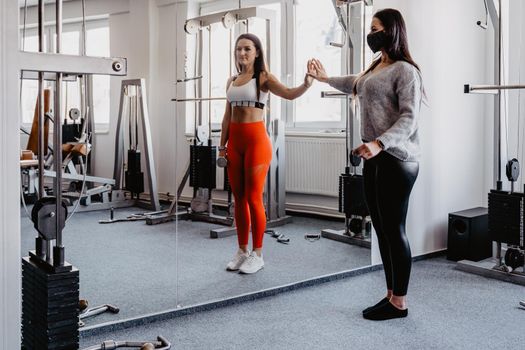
top-left (304, 59), bottom-right (315, 87)
top-left (353, 141), bottom-right (382, 160)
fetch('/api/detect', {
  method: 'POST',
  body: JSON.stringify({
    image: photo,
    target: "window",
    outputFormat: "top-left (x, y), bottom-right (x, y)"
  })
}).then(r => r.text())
top-left (19, 19), bottom-right (110, 129)
top-left (194, 0), bottom-right (370, 132)
top-left (293, 0), bottom-right (343, 126)
top-left (86, 24), bottom-right (111, 126)
top-left (190, 0), bottom-right (281, 135)
top-left (20, 30), bottom-right (40, 127)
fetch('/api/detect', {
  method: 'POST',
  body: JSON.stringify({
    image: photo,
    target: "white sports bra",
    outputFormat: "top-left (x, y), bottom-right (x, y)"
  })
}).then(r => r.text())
top-left (226, 74), bottom-right (269, 109)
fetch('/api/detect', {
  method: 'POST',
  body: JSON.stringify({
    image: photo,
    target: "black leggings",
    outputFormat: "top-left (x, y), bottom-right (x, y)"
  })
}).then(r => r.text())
top-left (363, 152), bottom-right (419, 296)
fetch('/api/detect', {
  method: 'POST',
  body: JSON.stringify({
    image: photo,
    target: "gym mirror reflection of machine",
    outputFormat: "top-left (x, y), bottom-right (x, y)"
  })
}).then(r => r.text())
top-left (19, 1), bottom-right (169, 349)
top-left (150, 7), bottom-right (291, 238)
top-left (19, 1), bottom-right (126, 349)
top-left (320, 0), bottom-right (374, 248)
top-left (460, 0), bottom-right (525, 297)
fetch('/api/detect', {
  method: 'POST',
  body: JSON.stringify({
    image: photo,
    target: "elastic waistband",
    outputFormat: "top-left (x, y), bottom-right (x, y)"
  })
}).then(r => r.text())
top-left (231, 101), bottom-right (265, 109)
top-left (230, 120), bottom-right (265, 126)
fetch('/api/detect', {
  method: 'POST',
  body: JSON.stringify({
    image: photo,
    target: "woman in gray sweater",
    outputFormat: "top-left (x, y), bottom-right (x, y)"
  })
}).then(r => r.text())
top-left (309, 8), bottom-right (423, 321)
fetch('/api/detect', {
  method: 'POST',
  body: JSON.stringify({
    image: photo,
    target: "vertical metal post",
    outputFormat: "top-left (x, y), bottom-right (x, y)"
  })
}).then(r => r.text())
top-left (36, 0), bottom-right (47, 260)
top-left (38, 0), bottom-right (45, 198)
top-left (54, 0), bottom-right (65, 266)
top-left (197, 30), bottom-right (203, 132)
top-left (494, 0), bottom-right (503, 264)
top-left (113, 83), bottom-right (127, 189)
top-left (137, 80), bottom-right (161, 211)
top-left (487, 0), bottom-right (502, 189)
top-left (496, 0), bottom-right (502, 188)
top-left (208, 27), bottom-right (212, 142)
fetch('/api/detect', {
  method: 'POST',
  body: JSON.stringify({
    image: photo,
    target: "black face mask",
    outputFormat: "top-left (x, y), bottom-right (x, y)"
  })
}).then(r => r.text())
top-left (367, 30), bottom-right (387, 53)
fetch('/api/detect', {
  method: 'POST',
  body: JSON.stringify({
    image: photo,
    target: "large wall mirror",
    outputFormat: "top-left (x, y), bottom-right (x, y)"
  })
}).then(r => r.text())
top-left (19, 0), bottom-right (374, 331)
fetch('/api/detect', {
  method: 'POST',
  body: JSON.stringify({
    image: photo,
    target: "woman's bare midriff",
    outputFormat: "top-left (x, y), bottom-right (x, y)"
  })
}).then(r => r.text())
top-left (231, 106), bottom-right (265, 123)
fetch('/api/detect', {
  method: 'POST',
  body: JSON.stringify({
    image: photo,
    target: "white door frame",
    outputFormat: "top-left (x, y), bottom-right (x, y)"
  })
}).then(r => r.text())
top-left (0, 0), bottom-right (21, 348)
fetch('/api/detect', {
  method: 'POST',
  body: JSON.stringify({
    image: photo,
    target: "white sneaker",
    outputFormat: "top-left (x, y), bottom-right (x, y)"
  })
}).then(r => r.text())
top-left (239, 252), bottom-right (264, 274)
top-left (226, 250), bottom-right (250, 271)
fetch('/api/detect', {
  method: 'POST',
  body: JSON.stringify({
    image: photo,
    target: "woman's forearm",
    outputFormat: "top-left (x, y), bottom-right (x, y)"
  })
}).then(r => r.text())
top-left (281, 82), bottom-right (310, 100)
top-left (327, 75), bottom-right (358, 94)
top-left (220, 119), bottom-right (229, 147)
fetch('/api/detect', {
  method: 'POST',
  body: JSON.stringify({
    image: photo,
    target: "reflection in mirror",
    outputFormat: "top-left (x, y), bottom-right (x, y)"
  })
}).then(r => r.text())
top-left (18, 0), bottom-right (373, 332)
top-left (173, 0), bottom-right (373, 308)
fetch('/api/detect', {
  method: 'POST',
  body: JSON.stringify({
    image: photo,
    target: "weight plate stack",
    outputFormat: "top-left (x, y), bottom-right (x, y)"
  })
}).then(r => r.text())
top-left (21, 257), bottom-right (79, 350)
top-left (488, 190), bottom-right (524, 246)
top-left (190, 145), bottom-right (217, 190)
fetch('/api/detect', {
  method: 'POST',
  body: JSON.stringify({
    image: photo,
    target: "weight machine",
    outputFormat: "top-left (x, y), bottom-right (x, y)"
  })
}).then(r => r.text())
top-left (460, 0), bottom-right (525, 305)
top-left (19, 0), bottom-right (127, 349)
top-left (320, 0), bottom-right (373, 248)
top-left (19, 1), bottom-right (167, 348)
top-left (148, 7), bottom-right (292, 239)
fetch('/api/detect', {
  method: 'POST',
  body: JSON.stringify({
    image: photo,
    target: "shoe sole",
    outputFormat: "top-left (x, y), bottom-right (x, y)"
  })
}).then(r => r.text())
top-left (239, 265), bottom-right (264, 274)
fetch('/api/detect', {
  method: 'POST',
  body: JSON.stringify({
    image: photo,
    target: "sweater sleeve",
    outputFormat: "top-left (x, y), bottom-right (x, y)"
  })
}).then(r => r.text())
top-left (327, 75), bottom-right (358, 94)
top-left (376, 68), bottom-right (422, 150)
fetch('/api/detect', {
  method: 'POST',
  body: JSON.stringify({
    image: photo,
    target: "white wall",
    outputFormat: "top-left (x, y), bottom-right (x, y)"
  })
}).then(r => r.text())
top-left (1, 0), bottom-right (21, 348)
top-left (370, 0), bottom-right (490, 263)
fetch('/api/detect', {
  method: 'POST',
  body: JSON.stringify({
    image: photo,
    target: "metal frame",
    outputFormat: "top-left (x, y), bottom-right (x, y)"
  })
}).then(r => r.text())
top-left (21, 0), bottom-right (128, 269)
top-left (461, 1), bottom-right (525, 288)
top-left (113, 79), bottom-right (161, 212)
top-left (20, 52), bottom-right (126, 76)
top-left (168, 7), bottom-right (292, 236)
top-left (319, 0), bottom-right (372, 248)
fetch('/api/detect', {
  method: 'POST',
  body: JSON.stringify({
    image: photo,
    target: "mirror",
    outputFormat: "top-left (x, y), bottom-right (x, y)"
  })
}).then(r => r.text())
top-left (19, 0), bottom-right (372, 330)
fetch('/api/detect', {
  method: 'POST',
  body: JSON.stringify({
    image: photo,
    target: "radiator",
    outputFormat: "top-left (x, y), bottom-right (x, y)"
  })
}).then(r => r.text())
top-left (210, 135), bottom-right (346, 196)
top-left (285, 137), bottom-right (346, 196)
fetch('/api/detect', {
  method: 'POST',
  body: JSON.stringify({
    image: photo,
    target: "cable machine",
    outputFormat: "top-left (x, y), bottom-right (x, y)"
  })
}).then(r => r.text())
top-left (148, 7), bottom-right (291, 239)
top-left (320, 0), bottom-right (374, 248)
top-left (460, 0), bottom-right (525, 295)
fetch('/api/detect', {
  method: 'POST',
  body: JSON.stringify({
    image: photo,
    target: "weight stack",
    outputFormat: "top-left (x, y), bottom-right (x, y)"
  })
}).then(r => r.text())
top-left (488, 190), bottom-right (524, 246)
top-left (339, 173), bottom-right (369, 218)
top-left (125, 149), bottom-right (144, 195)
top-left (190, 145), bottom-right (217, 190)
top-left (21, 256), bottom-right (79, 350)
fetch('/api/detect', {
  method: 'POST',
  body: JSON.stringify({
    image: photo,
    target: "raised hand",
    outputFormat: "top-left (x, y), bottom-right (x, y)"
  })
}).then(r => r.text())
top-left (304, 59), bottom-right (315, 87)
top-left (307, 58), bottom-right (329, 83)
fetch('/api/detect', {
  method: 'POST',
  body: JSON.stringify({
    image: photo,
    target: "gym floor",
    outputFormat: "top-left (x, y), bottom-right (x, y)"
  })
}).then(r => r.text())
top-left (20, 206), bottom-right (370, 326)
top-left (79, 257), bottom-right (524, 350)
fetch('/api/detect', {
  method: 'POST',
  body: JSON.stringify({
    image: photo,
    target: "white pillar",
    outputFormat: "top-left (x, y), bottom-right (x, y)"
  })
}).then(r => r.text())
top-left (0, 0), bottom-right (21, 348)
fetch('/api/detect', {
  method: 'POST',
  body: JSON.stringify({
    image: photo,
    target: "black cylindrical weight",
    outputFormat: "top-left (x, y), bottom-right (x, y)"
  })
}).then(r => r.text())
top-left (127, 149), bottom-right (142, 173)
top-left (349, 218), bottom-right (363, 234)
top-left (505, 248), bottom-right (524, 269)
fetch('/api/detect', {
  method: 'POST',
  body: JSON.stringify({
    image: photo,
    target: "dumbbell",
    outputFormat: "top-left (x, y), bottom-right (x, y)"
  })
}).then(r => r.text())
top-left (217, 156), bottom-right (227, 168)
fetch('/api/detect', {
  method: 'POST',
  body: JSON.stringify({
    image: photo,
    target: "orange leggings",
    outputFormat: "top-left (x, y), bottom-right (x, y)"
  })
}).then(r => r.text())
top-left (227, 121), bottom-right (272, 249)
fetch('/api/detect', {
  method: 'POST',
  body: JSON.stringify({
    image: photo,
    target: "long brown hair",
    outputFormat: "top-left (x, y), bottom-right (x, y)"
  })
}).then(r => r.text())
top-left (234, 33), bottom-right (268, 101)
top-left (354, 8), bottom-right (420, 95)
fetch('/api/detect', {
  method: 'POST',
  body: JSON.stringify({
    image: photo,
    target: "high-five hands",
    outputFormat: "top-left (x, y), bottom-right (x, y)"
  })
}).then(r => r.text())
top-left (353, 141), bottom-right (383, 160)
top-left (307, 58), bottom-right (329, 83)
top-left (304, 59), bottom-right (315, 87)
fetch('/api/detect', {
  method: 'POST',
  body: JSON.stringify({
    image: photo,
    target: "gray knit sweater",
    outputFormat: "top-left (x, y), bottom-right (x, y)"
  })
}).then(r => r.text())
top-left (328, 61), bottom-right (423, 161)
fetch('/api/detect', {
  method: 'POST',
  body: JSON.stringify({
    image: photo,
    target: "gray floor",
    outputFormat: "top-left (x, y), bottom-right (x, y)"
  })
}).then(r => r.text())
top-left (20, 206), bottom-right (370, 327)
top-left (79, 257), bottom-right (525, 350)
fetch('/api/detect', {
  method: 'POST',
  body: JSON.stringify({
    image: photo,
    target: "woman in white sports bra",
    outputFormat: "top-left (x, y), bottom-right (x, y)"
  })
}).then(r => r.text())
top-left (220, 33), bottom-right (315, 274)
